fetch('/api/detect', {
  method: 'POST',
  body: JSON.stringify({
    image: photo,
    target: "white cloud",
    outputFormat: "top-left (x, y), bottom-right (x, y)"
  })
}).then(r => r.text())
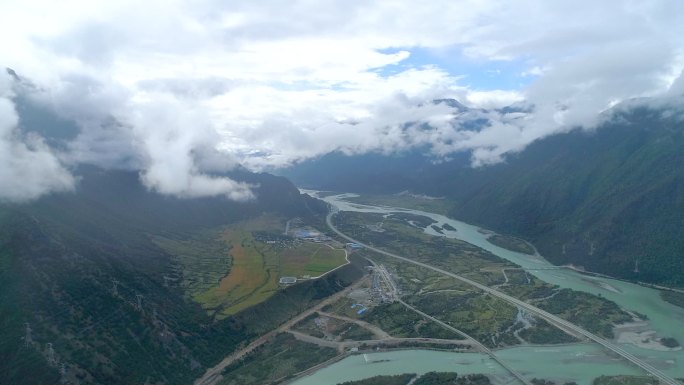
top-left (1, 0), bottom-right (683, 200)
top-left (0, 71), bottom-right (75, 202)
top-left (466, 90), bottom-right (525, 109)
top-left (131, 95), bottom-right (254, 200)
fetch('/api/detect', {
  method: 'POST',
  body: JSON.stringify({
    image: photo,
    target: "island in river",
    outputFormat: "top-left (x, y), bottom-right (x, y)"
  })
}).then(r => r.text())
top-left (285, 192), bottom-right (684, 385)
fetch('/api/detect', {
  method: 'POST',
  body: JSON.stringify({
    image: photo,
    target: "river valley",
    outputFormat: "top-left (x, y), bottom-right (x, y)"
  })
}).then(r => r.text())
top-left (292, 192), bottom-right (684, 385)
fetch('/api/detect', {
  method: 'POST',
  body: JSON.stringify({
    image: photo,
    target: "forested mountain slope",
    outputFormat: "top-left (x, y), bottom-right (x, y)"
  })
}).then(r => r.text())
top-left (0, 167), bottom-right (350, 385)
top-left (283, 98), bottom-right (684, 285)
top-left (446, 102), bottom-right (684, 285)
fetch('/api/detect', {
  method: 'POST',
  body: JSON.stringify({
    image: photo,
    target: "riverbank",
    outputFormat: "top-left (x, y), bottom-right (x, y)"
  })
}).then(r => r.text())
top-left (614, 322), bottom-right (682, 352)
top-left (288, 344), bottom-right (648, 385)
top-left (314, 192), bottom-right (684, 380)
top-left (564, 264), bottom-right (684, 296)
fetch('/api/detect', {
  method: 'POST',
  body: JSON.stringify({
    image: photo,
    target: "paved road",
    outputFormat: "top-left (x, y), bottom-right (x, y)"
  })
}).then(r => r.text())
top-left (368, 255), bottom-right (531, 385)
top-left (327, 212), bottom-right (683, 385)
top-left (194, 276), bottom-right (369, 385)
top-left (288, 329), bottom-right (474, 350)
top-left (397, 298), bottom-right (532, 385)
top-left (317, 311), bottom-right (392, 339)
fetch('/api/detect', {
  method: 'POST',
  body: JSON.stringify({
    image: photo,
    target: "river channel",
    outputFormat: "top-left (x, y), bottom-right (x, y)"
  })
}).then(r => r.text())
top-left (291, 192), bottom-right (684, 385)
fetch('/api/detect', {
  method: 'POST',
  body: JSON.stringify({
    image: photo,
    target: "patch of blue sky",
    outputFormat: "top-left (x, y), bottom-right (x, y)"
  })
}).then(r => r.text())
top-left (375, 46), bottom-right (538, 91)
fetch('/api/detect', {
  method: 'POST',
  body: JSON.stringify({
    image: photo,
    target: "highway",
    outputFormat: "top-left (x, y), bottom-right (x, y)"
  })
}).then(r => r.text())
top-left (369, 258), bottom-right (532, 385)
top-left (195, 276), bottom-right (370, 385)
top-left (327, 211), bottom-right (683, 385)
top-left (398, 298), bottom-right (532, 385)
top-left (287, 329), bottom-right (475, 351)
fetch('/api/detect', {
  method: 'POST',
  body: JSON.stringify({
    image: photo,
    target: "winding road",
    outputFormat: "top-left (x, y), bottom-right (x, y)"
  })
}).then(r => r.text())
top-left (194, 276), bottom-right (369, 385)
top-left (368, 256), bottom-right (532, 385)
top-left (327, 211), bottom-right (683, 385)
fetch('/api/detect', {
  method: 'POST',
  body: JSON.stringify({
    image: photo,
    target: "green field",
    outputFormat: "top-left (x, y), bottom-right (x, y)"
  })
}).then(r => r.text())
top-left (281, 242), bottom-right (347, 277)
top-left (330, 211), bottom-right (632, 346)
top-left (156, 216), bottom-right (348, 318)
top-left (203, 230), bottom-right (280, 317)
top-left (347, 194), bottom-right (453, 214)
top-left (152, 231), bottom-right (232, 300)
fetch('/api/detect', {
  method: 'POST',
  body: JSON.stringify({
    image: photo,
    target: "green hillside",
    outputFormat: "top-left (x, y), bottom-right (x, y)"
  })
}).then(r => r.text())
top-left (284, 98), bottom-right (684, 286)
top-left (446, 103), bottom-right (684, 285)
top-left (0, 167), bottom-right (361, 385)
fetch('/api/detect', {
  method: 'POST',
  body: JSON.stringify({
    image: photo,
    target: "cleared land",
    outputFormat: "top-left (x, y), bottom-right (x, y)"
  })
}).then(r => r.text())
top-left (332, 211), bottom-right (632, 346)
top-left (280, 243), bottom-right (347, 277)
top-left (153, 230), bottom-right (231, 300)
top-left (217, 333), bottom-right (338, 385)
top-left (158, 216), bottom-right (348, 319)
top-left (199, 230), bottom-right (280, 317)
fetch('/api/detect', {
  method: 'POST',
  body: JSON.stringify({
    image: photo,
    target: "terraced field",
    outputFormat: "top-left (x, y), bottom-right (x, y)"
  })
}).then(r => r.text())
top-left (156, 217), bottom-right (348, 319)
top-left (202, 230), bottom-right (281, 317)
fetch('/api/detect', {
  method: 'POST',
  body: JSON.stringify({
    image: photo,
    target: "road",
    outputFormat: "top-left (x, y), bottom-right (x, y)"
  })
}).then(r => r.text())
top-left (397, 298), bottom-right (532, 385)
top-left (367, 256), bottom-right (532, 385)
top-left (288, 329), bottom-right (474, 351)
top-left (327, 211), bottom-right (683, 385)
top-left (317, 311), bottom-right (392, 339)
top-left (194, 275), bottom-right (370, 385)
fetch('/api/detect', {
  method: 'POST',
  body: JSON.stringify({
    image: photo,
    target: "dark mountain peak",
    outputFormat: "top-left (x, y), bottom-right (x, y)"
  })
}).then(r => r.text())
top-left (497, 102), bottom-right (533, 115)
top-left (5, 67), bottom-right (39, 92)
top-left (5, 67), bottom-right (19, 80)
top-left (433, 98), bottom-right (469, 111)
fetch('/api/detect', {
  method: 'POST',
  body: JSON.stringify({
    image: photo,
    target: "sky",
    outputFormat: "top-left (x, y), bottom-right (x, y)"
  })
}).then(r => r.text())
top-left (1, 0), bottom-right (684, 201)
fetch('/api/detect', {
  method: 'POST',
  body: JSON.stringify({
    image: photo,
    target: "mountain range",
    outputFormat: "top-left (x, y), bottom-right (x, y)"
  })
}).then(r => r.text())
top-left (1, 71), bottom-right (366, 385)
top-left (0, 165), bottom-right (345, 385)
top-left (4, 73), bottom-right (684, 385)
top-left (281, 97), bottom-right (684, 286)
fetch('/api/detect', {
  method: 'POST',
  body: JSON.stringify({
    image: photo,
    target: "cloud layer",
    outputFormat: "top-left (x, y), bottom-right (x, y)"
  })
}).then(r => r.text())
top-left (1, 0), bottom-right (683, 200)
top-left (0, 72), bottom-right (75, 202)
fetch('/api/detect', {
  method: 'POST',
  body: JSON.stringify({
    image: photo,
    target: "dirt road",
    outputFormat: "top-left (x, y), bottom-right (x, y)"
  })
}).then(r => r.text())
top-left (317, 311), bottom-right (391, 339)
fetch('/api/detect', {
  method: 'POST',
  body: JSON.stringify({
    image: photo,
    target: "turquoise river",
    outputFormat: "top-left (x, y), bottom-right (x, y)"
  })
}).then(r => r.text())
top-left (290, 192), bottom-right (684, 385)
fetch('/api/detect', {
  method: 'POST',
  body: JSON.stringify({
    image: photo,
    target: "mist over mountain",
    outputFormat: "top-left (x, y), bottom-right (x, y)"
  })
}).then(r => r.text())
top-left (3, 2), bottom-right (684, 384)
top-left (1, 80), bottom-right (337, 384)
top-left (0, 163), bottom-right (339, 384)
top-left (283, 96), bottom-right (684, 285)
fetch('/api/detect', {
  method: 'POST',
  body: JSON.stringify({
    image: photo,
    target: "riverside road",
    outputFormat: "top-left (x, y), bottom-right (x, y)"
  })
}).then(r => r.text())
top-left (326, 211), bottom-right (682, 385)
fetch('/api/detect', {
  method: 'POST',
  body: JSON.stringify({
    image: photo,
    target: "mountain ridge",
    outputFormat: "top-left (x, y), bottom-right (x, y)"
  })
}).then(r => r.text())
top-left (282, 97), bottom-right (684, 285)
top-left (0, 165), bottom-right (340, 385)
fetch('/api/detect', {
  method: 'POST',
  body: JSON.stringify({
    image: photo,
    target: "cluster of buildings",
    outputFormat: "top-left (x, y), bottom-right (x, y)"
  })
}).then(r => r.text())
top-left (370, 265), bottom-right (396, 304)
top-left (279, 276), bottom-right (297, 284)
top-left (293, 229), bottom-right (332, 242)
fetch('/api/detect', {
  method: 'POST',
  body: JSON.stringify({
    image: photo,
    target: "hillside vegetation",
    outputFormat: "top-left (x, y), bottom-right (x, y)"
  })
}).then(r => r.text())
top-left (285, 98), bottom-right (684, 285)
top-left (445, 103), bottom-right (684, 285)
top-left (0, 167), bottom-right (360, 385)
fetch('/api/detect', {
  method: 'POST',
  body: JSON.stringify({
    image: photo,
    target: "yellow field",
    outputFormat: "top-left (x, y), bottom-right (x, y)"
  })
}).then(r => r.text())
top-left (194, 230), bottom-right (280, 318)
top-left (185, 216), bottom-right (347, 319)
